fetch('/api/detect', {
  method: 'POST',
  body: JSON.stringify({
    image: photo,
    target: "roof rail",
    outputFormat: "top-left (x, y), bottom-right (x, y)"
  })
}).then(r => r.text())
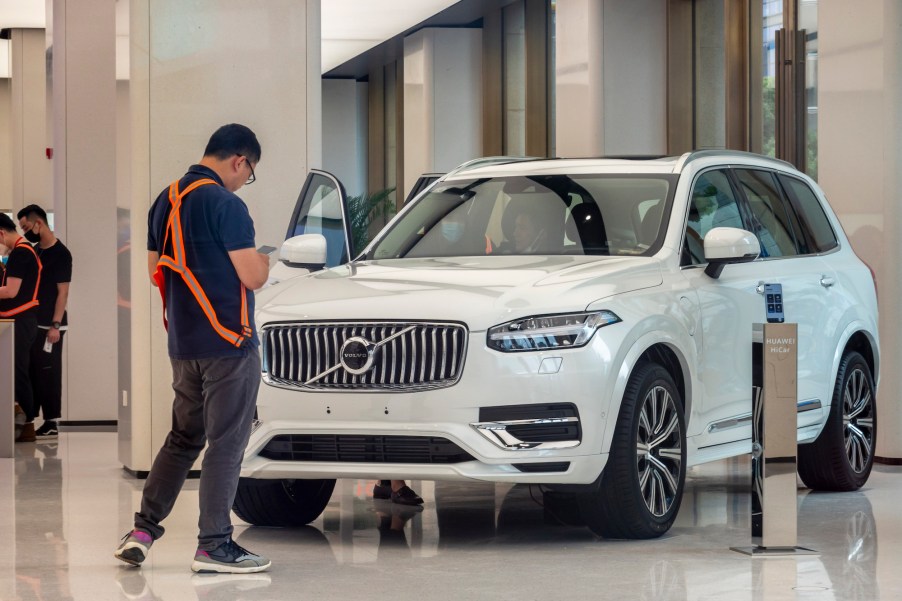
top-left (597, 155), bottom-right (670, 161)
top-left (446, 156), bottom-right (542, 178)
top-left (674, 149), bottom-right (795, 172)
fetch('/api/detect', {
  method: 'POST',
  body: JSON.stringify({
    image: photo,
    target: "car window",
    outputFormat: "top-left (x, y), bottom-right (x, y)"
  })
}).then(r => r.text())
top-left (734, 169), bottom-right (799, 258)
top-left (368, 175), bottom-right (675, 259)
top-left (682, 169), bottom-right (744, 266)
top-left (288, 173), bottom-right (349, 267)
top-left (777, 174), bottom-right (839, 253)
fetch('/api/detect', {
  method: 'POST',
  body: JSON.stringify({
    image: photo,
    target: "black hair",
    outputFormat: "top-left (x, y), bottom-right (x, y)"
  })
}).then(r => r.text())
top-left (203, 123), bottom-right (262, 164)
top-left (17, 204), bottom-right (48, 224)
top-left (0, 212), bottom-right (16, 233)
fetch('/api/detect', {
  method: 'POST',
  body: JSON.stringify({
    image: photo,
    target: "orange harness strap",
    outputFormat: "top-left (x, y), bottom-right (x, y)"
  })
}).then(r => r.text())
top-left (0, 239), bottom-right (42, 318)
top-left (153, 179), bottom-right (252, 348)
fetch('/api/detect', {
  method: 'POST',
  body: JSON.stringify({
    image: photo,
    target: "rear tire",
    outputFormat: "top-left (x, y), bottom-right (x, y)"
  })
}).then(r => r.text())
top-left (233, 478), bottom-right (336, 527)
top-left (798, 351), bottom-right (876, 491)
top-left (578, 362), bottom-right (686, 539)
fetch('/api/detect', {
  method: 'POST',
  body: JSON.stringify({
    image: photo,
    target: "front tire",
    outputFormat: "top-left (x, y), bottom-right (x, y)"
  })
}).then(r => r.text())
top-left (578, 362), bottom-right (686, 539)
top-left (233, 478), bottom-right (336, 527)
top-left (798, 351), bottom-right (876, 491)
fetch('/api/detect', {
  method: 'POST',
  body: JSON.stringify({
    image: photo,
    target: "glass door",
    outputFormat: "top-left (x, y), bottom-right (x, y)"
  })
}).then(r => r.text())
top-left (755, 0), bottom-right (783, 158)
top-left (799, 0), bottom-right (818, 179)
top-left (753, 0), bottom-right (817, 177)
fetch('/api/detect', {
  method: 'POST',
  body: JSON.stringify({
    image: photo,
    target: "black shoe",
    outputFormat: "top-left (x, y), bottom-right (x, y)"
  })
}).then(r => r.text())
top-left (391, 485), bottom-right (424, 506)
top-left (373, 480), bottom-right (392, 500)
top-left (35, 421), bottom-right (59, 438)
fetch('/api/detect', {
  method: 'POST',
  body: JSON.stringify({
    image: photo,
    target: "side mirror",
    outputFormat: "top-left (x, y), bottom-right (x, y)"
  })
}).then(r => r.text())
top-left (703, 227), bottom-right (760, 278)
top-left (280, 234), bottom-right (328, 269)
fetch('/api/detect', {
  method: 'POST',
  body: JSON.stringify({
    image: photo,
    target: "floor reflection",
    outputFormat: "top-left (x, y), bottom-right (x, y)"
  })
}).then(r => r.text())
top-left (14, 440), bottom-right (74, 601)
top-left (797, 490), bottom-right (878, 600)
top-left (4, 434), bottom-right (901, 601)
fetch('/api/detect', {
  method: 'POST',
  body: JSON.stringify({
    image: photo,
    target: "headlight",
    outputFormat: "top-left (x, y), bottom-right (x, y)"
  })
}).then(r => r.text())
top-left (487, 310), bottom-right (621, 352)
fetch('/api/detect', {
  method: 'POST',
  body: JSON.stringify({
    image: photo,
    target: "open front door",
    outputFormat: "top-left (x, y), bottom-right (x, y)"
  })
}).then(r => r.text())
top-left (264, 170), bottom-right (351, 287)
top-left (285, 170), bottom-right (352, 266)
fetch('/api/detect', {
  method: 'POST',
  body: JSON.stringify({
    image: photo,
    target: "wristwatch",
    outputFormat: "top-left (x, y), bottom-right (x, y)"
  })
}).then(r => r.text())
top-left (51, 321), bottom-right (61, 329)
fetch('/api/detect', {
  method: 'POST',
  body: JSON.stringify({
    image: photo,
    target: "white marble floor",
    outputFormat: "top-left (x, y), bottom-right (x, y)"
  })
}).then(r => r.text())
top-left (2, 432), bottom-right (901, 601)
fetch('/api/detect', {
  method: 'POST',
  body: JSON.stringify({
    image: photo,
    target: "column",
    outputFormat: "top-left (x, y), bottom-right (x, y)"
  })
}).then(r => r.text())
top-left (50, 0), bottom-right (119, 423)
top-left (819, 1), bottom-right (902, 460)
top-left (554, 0), bottom-right (667, 157)
top-left (9, 28), bottom-right (50, 214)
top-left (124, 0), bottom-right (322, 472)
top-left (403, 27), bottom-right (482, 195)
top-left (322, 79), bottom-right (368, 198)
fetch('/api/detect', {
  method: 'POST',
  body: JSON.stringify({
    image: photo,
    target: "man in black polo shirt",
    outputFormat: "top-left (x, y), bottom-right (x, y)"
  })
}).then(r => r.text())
top-left (0, 212), bottom-right (42, 442)
top-left (18, 205), bottom-right (73, 438)
top-left (114, 124), bottom-right (271, 573)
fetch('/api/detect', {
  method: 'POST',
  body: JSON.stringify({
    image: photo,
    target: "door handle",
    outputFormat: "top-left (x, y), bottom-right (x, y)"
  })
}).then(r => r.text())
top-left (820, 276), bottom-right (835, 288)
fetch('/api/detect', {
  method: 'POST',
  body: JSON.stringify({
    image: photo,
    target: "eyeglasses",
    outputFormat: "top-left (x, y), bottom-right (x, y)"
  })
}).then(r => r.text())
top-left (240, 155), bottom-right (256, 185)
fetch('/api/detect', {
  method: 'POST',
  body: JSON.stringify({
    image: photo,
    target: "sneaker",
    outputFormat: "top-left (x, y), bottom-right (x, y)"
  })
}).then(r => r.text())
top-left (391, 485), bottom-right (424, 506)
top-left (373, 480), bottom-right (392, 500)
top-left (191, 540), bottom-right (271, 574)
top-left (114, 530), bottom-right (154, 566)
top-left (15, 422), bottom-right (36, 443)
top-left (35, 421), bottom-right (59, 438)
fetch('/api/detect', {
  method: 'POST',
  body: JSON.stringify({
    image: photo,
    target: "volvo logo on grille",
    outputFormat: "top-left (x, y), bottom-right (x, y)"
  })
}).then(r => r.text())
top-left (340, 337), bottom-right (378, 375)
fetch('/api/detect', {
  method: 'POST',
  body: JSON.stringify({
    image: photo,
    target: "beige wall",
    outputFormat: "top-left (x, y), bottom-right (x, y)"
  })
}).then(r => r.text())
top-left (50, 0), bottom-right (119, 424)
top-left (403, 27), bottom-right (482, 194)
top-left (819, 0), bottom-right (902, 459)
top-left (555, 0), bottom-right (667, 157)
top-left (124, 0), bottom-right (323, 471)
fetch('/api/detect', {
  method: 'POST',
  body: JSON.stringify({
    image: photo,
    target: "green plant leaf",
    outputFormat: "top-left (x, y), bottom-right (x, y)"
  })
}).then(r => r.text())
top-left (347, 187), bottom-right (397, 256)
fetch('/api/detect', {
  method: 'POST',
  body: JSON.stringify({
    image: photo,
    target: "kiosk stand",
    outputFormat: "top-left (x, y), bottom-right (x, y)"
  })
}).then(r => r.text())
top-left (1, 320), bottom-right (13, 458)
top-left (732, 322), bottom-right (817, 556)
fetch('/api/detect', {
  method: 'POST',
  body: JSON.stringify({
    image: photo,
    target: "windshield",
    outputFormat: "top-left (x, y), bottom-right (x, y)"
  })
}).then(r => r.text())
top-left (367, 174), bottom-right (676, 260)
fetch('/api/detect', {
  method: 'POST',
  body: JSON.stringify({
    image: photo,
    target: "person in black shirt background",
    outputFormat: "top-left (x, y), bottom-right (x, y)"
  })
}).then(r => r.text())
top-left (0, 212), bottom-right (42, 442)
top-left (18, 205), bottom-right (73, 439)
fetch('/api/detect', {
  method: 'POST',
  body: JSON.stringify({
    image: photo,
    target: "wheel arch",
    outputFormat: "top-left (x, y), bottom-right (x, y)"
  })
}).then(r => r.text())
top-left (842, 329), bottom-right (879, 385)
top-left (601, 330), bottom-right (694, 457)
top-left (636, 343), bottom-right (689, 416)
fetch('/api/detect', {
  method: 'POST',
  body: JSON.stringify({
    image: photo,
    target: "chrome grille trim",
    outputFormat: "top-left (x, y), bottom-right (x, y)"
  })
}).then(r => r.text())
top-left (262, 321), bottom-right (468, 392)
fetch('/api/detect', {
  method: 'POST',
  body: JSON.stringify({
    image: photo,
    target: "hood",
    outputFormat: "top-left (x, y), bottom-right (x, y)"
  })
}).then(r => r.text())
top-left (256, 255), bottom-right (662, 331)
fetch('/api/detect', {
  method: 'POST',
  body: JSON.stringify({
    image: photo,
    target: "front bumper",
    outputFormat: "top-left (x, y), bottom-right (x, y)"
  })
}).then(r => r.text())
top-left (241, 330), bottom-right (625, 485)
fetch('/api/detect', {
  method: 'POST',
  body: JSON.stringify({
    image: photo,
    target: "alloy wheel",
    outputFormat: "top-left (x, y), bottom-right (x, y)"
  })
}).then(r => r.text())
top-left (843, 367), bottom-right (875, 474)
top-left (636, 385), bottom-right (683, 517)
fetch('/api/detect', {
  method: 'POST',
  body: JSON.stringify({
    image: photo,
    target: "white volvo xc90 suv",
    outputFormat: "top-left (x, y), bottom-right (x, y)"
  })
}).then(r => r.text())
top-left (236, 151), bottom-right (879, 539)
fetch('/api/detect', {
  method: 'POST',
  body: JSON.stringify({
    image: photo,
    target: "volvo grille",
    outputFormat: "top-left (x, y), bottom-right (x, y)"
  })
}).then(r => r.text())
top-left (262, 321), bottom-right (468, 392)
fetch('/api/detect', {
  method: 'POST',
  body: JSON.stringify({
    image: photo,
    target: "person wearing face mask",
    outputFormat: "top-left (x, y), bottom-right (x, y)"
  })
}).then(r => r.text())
top-left (441, 214), bottom-right (466, 244)
top-left (436, 210), bottom-right (493, 256)
top-left (0, 212), bottom-right (42, 442)
top-left (17, 205), bottom-right (72, 439)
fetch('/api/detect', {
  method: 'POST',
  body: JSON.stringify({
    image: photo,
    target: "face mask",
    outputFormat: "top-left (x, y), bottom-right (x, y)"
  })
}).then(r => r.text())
top-left (441, 222), bottom-right (464, 243)
top-left (1, 255), bottom-right (7, 266)
top-left (24, 229), bottom-right (41, 244)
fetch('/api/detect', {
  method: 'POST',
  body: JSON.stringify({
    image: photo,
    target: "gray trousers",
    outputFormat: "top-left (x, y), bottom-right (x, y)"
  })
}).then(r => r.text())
top-left (135, 348), bottom-right (260, 551)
